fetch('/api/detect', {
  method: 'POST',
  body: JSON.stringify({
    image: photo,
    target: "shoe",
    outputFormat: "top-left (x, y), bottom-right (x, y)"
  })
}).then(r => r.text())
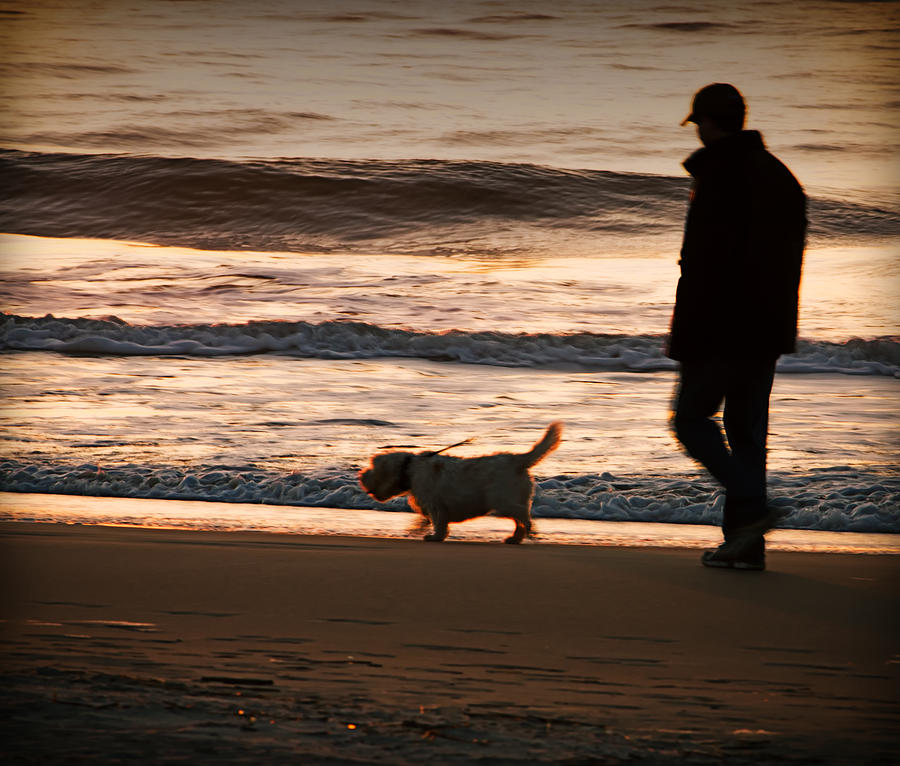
top-left (701, 544), bottom-right (765, 571)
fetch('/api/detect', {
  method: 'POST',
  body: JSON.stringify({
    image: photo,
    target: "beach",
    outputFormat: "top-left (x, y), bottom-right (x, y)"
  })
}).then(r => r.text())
top-left (2, 519), bottom-right (898, 764)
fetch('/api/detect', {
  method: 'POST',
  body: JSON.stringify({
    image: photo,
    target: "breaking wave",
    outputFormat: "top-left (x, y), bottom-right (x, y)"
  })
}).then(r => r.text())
top-left (1, 149), bottom-right (896, 254)
top-left (2, 314), bottom-right (898, 376)
top-left (1, 459), bottom-right (896, 534)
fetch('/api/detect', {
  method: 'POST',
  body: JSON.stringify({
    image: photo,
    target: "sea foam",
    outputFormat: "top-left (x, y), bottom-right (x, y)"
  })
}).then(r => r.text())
top-left (1, 459), bottom-right (896, 534)
top-left (3, 314), bottom-right (898, 376)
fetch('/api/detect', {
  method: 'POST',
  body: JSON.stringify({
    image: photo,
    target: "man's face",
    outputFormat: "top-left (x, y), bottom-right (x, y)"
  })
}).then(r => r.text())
top-left (695, 116), bottom-right (732, 147)
top-left (696, 116), bottom-right (719, 147)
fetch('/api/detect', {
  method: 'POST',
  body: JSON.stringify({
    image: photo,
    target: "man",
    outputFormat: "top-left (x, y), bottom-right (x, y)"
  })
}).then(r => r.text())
top-left (668, 83), bottom-right (806, 571)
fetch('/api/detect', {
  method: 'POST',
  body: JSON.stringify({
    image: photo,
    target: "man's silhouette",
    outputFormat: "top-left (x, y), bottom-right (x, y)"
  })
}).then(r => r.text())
top-left (668, 83), bottom-right (806, 570)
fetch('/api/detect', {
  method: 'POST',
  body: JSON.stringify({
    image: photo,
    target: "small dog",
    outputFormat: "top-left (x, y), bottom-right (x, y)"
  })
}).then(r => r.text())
top-left (359, 422), bottom-right (562, 544)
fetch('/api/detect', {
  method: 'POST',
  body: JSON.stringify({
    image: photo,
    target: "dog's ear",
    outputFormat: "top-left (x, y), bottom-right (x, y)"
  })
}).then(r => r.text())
top-left (361, 451), bottom-right (414, 501)
top-left (379, 452), bottom-right (414, 493)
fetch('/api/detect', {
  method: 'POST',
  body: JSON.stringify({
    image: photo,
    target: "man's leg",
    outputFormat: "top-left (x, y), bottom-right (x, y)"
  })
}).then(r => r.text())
top-left (673, 358), bottom-right (777, 564)
top-left (671, 359), bottom-right (732, 488)
top-left (721, 357), bottom-right (777, 556)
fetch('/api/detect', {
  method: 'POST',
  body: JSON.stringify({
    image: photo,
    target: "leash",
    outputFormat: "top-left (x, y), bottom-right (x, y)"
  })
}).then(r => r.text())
top-left (402, 436), bottom-right (476, 484)
top-left (424, 436), bottom-right (476, 457)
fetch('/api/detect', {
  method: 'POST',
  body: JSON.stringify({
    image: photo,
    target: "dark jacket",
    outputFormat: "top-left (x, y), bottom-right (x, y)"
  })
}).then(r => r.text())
top-left (667, 130), bottom-right (806, 361)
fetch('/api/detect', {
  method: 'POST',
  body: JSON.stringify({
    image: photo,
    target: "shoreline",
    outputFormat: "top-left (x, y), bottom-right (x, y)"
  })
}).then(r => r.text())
top-left (2, 520), bottom-right (898, 764)
top-left (2, 491), bottom-right (898, 554)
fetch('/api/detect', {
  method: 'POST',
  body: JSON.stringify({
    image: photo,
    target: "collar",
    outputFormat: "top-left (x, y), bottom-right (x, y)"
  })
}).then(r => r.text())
top-left (683, 130), bottom-right (766, 178)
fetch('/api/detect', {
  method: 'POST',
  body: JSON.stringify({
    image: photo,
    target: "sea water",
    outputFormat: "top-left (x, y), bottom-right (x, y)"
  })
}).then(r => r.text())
top-left (1, 0), bottom-right (898, 545)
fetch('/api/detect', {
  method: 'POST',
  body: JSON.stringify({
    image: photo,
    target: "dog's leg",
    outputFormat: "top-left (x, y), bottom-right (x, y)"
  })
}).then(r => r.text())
top-left (406, 514), bottom-right (431, 538)
top-left (523, 517), bottom-right (534, 538)
top-left (505, 519), bottom-right (528, 544)
top-left (498, 501), bottom-right (533, 544)
top-left (424, 507), bottom-right (449, 542)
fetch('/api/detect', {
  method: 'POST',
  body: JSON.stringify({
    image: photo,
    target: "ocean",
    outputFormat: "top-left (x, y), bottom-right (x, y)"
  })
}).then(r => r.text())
top-left (1, 0), bottom-right (898, 545)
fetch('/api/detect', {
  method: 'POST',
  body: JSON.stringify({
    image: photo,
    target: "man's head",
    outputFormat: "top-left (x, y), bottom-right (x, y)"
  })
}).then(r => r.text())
top-left (682, 83), bottom-right (746, 145)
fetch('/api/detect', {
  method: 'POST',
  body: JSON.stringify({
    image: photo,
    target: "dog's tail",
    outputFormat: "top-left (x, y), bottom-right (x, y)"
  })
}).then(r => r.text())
top-left (518, 421), bottom-right (563, 468)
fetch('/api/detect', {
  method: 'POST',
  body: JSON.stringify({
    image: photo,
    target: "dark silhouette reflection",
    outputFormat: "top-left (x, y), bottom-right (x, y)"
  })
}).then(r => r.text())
top-left (667, 83), bottom-right (807, 570)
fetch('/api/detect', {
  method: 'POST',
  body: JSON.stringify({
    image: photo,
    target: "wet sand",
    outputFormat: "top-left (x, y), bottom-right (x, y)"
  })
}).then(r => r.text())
top-left (1, 521), bottom-right (898, 764)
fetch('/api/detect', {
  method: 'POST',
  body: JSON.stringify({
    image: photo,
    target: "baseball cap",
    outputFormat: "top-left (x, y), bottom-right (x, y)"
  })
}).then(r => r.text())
top-left (681, 83), bottom-right (745, 126)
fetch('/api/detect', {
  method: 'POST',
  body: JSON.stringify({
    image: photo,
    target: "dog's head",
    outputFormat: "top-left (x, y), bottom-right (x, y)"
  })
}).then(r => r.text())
top-left (359, 451), bottom-right (414, 502)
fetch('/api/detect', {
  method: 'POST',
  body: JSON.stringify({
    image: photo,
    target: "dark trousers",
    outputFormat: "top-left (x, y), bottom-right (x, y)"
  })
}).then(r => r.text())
top-left (672, 357), bottom-right (777, 553)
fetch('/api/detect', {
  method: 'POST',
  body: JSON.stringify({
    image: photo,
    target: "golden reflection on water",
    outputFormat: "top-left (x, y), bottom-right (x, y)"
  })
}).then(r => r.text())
top-left (3, 234), bottom-right (896, 341)
top-left (2, 349), bottom-right (897, 477)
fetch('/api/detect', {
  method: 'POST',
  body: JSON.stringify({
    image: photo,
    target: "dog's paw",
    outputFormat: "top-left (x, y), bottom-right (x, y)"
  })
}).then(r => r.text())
top-left (424, 533), bottom-right (445, 542)
top-left (503, 536), bottom-right (524, 544)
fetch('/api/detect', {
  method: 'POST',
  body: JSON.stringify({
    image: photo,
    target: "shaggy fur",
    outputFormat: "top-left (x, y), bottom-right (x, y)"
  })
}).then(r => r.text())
top-left (359, 422), bottom-right (562, 544)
